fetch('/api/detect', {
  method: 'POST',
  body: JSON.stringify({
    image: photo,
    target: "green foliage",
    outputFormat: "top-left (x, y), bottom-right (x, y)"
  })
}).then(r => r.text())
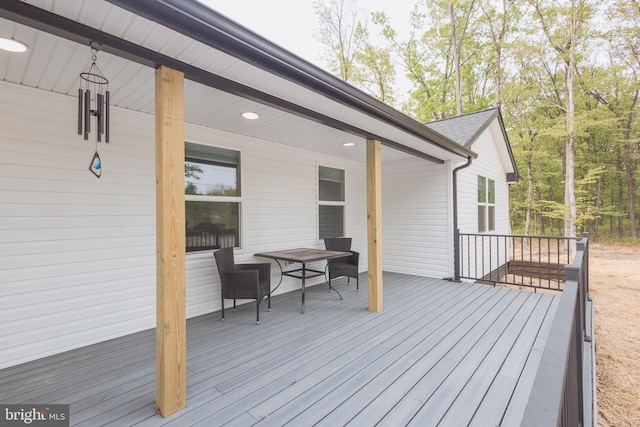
top-left (185, 163), bottom-right (203, 195)
top-left (185, 163), bottom-right (203, 179)
top-left (574, 166), bottom-right (607, 228)
top-left (314, 0), bottom-right (640, 237)
top-left (353, 42), bottom-right (396, 103)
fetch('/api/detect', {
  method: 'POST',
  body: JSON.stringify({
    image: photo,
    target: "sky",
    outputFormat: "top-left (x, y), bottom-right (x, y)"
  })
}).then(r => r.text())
top-left (199, 0), bottom-right (418, 93)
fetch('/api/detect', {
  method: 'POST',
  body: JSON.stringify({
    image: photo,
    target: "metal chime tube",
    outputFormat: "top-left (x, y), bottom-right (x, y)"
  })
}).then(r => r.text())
top-left (105, 90), bottom-right (110, 143)
top-left (84, 89), bottom-right (91, 140)
top-left (78, 43), bottom-right (111, 145)
top-left (78, 89), bottom-right (83, 135)
top-left (97, 93), bottom-right (104, 142)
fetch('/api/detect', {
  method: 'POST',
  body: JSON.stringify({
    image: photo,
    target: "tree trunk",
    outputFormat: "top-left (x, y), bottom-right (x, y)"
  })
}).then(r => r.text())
top-left (448, 0), bottom-right (463, 116)
top-left (610, 163), bottom-right (618, 234)
top-left (564, 0), bottom-right (578, 259)
top-left (536, 186), bottom-right (546, 235)
top-left (564, 124), bottom-right (577, 239)
top-left (495, 45), bottom-right (502, 107)
top-left (594, 173), bottom-right (603, 239)
top-left (623, 90), bottom-right (638, 236)
top-left (624, 140), bottom-right (637, 236)
top-left (525, 153), bottom-right (533, 235)
top-left (617, 149), bottom-right (624, 236)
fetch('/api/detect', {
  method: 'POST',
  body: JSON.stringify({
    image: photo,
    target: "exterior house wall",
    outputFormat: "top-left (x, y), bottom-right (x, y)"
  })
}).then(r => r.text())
top-left (382, 157), bottom-right (454, 278)
top-left (456, 122), bottom-right (512, 279)
top-left (184, 119), bottom-right (368, 317)
top-left (0, 81), bottom-right (367, 369)
top-left (0, 80), bottom-right (513, 370)
top-left (0, 82), bottom-right (157, 371)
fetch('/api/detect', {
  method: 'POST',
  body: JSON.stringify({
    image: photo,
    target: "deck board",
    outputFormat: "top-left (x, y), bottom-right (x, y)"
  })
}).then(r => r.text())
top-left (239, 280), bottom-right (466, 427)
top-left (496, 293), bottom-right (561, 427)
top-left (468, 293), bottom-right (558, 427)
top-left (408, 292), bottom-right (548, 426)
top-left (346, 288), bottom-right (526, 426)
top-left (0, 273), bottom-right (559, 427)
top-left (299, 283), bottom-right (495, 427)
top-left (162, 276), bottom-right (442, 427)
top-left (437, 293), bottom-right (556, 426)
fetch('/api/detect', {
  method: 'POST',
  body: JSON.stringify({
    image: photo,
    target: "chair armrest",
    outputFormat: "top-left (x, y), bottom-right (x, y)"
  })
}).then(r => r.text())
top-left (349, 251), bottom-right (359, 265)
top-left (237, 263), bottom-right (271, 281)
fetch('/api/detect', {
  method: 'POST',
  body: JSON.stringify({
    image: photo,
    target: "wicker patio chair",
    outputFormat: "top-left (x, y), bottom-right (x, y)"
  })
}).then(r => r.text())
top-left (214, 247), bottom-right (271, 325)
top-left (324, 237), bottom-right (360, 291)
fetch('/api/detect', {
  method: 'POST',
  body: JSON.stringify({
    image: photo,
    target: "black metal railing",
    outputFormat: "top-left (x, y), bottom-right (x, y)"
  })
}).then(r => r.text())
top-left (521, 233), bottom-right (591, 426)
top-left (455, 231), bottom-right (577, 291)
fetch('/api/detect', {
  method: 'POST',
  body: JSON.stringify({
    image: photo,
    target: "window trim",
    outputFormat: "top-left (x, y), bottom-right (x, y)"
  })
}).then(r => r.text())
top-left (477, 175), bottom-right (496, 233)
top-left (185, 141), bottom-right (243, 253)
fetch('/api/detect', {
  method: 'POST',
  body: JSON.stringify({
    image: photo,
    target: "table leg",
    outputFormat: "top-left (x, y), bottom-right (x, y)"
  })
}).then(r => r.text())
top-left (301, 262), bottom-right (306, 314)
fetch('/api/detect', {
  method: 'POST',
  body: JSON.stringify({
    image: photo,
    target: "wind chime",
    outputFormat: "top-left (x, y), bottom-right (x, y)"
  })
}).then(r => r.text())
top-left (78, 41), bottom-right (110, 178)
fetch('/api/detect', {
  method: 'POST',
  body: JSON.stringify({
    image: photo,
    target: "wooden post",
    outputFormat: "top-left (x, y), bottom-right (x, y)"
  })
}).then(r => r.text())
top-left (155, 66), bottom-right (186, 417)
top-left (367, 139), bottom-right (383, 312)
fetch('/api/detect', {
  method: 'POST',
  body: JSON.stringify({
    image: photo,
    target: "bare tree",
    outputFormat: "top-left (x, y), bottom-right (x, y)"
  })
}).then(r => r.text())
top-left (530, 0), bottom-right (591, 241)
top-left (314, 0), bottom-right (367, 82)
top-left (444, 0), bottom-right (477, 116)
top-left (478, 0), bottom-right (518, 108)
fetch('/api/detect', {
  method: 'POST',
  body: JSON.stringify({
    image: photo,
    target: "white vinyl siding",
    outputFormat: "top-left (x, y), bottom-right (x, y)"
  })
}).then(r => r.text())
top-left (0, 80), bottom-right (367, 369)
top-left (382, 158), bottom-right (453, 278)
top-left (0, 82), bottom-right (156, 369)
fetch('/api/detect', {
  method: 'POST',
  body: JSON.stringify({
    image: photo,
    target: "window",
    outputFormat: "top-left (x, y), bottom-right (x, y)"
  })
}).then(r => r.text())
top-left (318, 166), bottom-right (345, 239)
top-left (478, 175), bottom-right (495, 232)
top-left (185, 142), bottom-right (241, 252)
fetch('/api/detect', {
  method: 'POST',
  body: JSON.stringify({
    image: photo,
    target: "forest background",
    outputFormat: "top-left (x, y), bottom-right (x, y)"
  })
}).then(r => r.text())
top-left (313, 0), bottom-right (639, 242)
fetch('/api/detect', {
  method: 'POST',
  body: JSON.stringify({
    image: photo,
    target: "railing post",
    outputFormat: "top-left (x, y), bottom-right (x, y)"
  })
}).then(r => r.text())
top-left (581, 232), bottom-right (591, 343)
top-left (582, 232), bottom-right (590, 298)
top-left (565, 265), bottom-right (580, 282)
top-left (566, 264), bottom-right (584, 341)
top-left (454, 228), bottom-right (461, 282)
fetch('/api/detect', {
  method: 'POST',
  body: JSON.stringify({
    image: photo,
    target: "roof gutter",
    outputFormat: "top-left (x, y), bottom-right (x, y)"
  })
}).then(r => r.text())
top-left (0, 1), bottom-right (443, 164)
top-left (106, 0), bottom-right (478, 160)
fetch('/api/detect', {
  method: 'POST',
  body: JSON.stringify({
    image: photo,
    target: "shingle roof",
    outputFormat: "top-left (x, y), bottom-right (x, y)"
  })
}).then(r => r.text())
top-left (424, 108), bottom-right (499, 148)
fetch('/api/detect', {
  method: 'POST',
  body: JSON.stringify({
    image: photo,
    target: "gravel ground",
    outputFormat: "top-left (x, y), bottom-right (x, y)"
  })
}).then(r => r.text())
top-left (589, 243), bottom-right (640, 427)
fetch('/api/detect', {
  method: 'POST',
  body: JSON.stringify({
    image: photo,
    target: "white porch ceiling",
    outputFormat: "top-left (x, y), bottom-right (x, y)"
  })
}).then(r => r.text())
top-left (0, 0), bottom-right (472, 164)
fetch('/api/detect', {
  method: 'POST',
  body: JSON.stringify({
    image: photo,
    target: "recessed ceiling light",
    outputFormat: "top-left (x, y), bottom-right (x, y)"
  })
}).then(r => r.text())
top-left (342, 142), bottom-right (355, 147)
top-left (0, 38), bottom-right (29, 53)
top-left (242, 112), bottom-right (260, 120)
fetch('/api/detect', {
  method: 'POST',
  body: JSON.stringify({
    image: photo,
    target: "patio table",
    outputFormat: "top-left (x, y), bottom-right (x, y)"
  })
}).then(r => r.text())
top-left (255, 248), bottom-right (351, 313)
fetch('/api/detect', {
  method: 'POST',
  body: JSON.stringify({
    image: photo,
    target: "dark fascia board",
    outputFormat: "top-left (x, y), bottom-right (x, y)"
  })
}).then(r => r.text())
top-left (493, 108), bottom-right (520, 180)
top-left (106, 0), bottom-right (477, 160)
top-left (0, 0), bottom-right (444, 164)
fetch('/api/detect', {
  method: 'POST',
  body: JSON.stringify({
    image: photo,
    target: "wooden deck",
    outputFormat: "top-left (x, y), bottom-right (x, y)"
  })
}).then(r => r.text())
top-left (0, 272), bottom-right (559, 426)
